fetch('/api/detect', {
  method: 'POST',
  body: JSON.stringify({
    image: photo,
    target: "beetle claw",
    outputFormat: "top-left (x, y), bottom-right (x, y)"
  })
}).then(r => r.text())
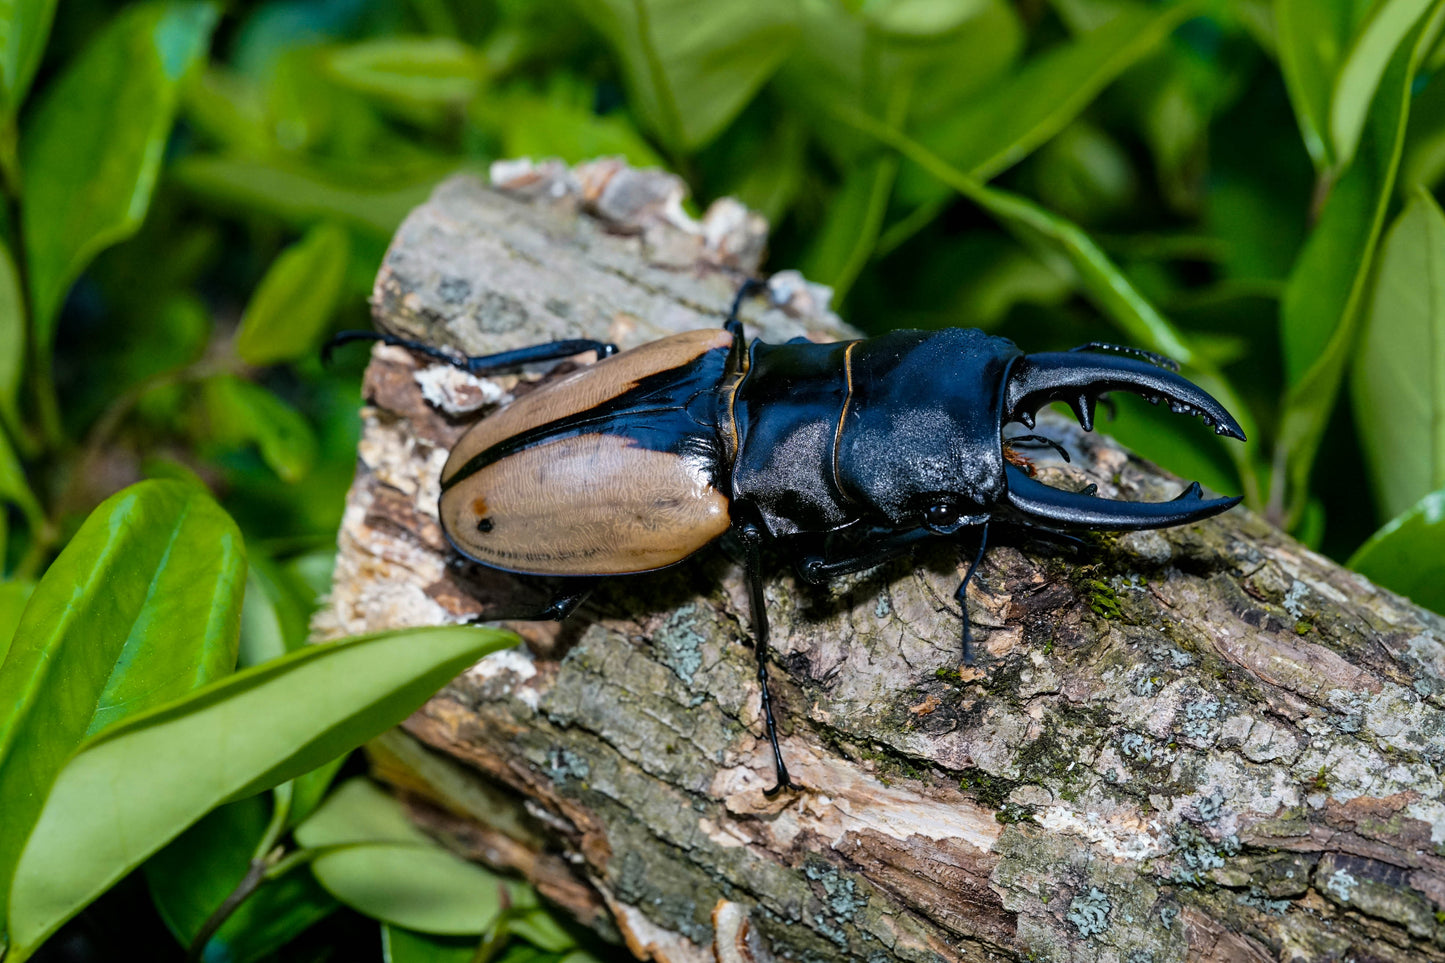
top-left (1005, 352), bottom-right (1245, 441)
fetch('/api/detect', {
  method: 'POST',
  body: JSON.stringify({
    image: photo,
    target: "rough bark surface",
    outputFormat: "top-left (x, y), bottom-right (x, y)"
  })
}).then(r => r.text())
top-left (317, 161), bottom-right (1445, 963)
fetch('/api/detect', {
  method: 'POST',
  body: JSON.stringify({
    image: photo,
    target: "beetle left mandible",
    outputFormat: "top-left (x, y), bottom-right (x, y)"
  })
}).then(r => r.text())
top-left (329, 279), bottom-right (1245, 795)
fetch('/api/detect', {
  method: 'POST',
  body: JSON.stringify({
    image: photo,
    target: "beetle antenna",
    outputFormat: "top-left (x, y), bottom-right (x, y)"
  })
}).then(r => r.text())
top-left (724, 277), bottom-right (767, 336)
top-left (955, 523), bottom-right (990, 666)
top-left (1068, 342), bottom-right (1180, 372)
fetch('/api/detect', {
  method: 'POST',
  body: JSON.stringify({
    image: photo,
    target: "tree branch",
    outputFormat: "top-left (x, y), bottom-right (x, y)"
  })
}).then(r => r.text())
top-left (317, 160), bottom-right (1445, 963)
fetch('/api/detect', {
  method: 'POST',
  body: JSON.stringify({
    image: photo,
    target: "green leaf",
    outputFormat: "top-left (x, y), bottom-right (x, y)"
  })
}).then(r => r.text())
top-left (5, 624), bottom-right (513, 957)
top-left (1275, 2), bottom-right (1442, 524)
top-left (171, 155), bottom-right (442, 239)
top-left (383, 926), bottom-right (480, 963)
top-left (0, 237), bottom-right (22, 434)
top-left (1348, 486), bottom-right (1445, 613)
top-left (325, 38), bottom-right (484, 105)
top-left (0, 418), bottom-right (41, 534)
top-left (0, 479), bottom-right (245, 923)
top-left (572, 0), bottom-right (801, 150)
top-left (862, 0), bottom-right (992, 38)
top-left (802, 157), bottom-right (899, 299)
top-left (1276, 0), bottom-right (1372, 169)
top-left (1352, 188), bottom-right (1445, 519)
top-left (0, 0), bottom-right (58, 118)
top-left (479, 81), bottom-right (666, 170)
top-left (20, 1), bottom-right (218, 355)
top-left (1331, 0), bottom-right (1437, 167)
top-left (0, 580), bottom-right (35, 667)
top-left (202, 375), bottom-right (319, 483)
top-left (296, 778), bottom-right (511, 934)
top-left (144, 795), bottom-right (337, 963)
top-left (896, 0), bottom-right (1198, 202)
top-left (235, 223), bottom-right (351, 366)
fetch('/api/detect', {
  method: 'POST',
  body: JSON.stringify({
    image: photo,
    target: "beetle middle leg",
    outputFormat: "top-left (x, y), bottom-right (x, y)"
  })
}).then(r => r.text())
top-left (736, 521), bottom-right (800, 796)
top-left (468, 578), bottom-right (597, 624)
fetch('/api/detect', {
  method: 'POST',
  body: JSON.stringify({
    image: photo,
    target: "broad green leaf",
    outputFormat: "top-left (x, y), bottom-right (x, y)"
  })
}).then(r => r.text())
top-left (479, 82), bottom-right (665, 170)
top-left (297, 778), bottom-right (512, 934)
top-left (802, 158), bottom-right (899, 298)
top-left (144, 795), bottom-right (337, 963)
top-left (0, 580), bottom-right (35, 667)
top-left (0, 237), bottom-right (21, 434)
top-left (172, 156), bottom-right (442, 238)
top-left (240, 560), bottom-right (305, 668)
top-left (383, 926), bottom-right (479, 963)
top-left (20, 2), bottom-right (218, 356)
top-left (325, 38), bottom-right (484, 105)
top-left (0, 480), bottom-right (245, 922)
top-left (235, 223), bottom-right (351, 366)
top-left (0, 0), bottom-right (58, 118)
top-left (5, 624), bottom-right (513, 957)
top-left (572, 0), bottom-right (801, 150)
top-left (1348, 486), bottom-right (1445, 613)
top-left (202, 375), bottom-right (318, 483)
top-left (1276, 0), bottom-right (1373, 169)
top-left (1275, 2), bottom-right (1441, 524)
top-left (1352, 189), bottom-right (1445, 518)
top-left (862, 0), bottom-right (991, 37)
top-left (896, 0), bottom-right (1198, 203)
top-left (1332, 0), bottom-right (1437, 167)
top-left (0, 420), bottom-right (40, 533)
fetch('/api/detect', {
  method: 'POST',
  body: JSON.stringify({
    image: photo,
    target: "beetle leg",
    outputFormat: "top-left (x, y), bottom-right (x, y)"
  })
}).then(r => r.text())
top-left (955, 524), bottom-right (990, 666)
top-left (792, 526), bottom-right (938, 584)
top-left (737, 522), bottom-right (800, 796)
top-left (323, 330), bottom-right (619, 373)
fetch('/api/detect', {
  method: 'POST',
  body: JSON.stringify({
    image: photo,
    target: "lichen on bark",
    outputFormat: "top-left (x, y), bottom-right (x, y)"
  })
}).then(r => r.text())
top-left (319, 159), bottom-right (1445, 963)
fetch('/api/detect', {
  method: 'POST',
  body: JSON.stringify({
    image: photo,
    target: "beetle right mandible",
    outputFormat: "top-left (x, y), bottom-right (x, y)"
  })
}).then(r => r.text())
top-left (330, 278), bottom-right (1245, 795)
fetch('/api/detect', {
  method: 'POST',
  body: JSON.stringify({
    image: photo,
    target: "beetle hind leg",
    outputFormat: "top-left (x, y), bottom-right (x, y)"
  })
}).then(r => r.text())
top-left (323, 330), bottom-right (619, 374)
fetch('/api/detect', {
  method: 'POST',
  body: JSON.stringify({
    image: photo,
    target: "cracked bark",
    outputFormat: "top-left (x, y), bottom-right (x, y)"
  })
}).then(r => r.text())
top-left (316, 160), bottom-right (1445, 963)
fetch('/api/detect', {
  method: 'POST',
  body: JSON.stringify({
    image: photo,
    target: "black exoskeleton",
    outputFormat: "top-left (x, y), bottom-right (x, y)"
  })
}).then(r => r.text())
top-left (329, 279), bottom-right (1245, 795)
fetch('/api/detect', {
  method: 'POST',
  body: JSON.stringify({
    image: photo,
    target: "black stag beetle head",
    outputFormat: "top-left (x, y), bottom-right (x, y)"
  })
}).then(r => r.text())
top-left (833, 328), bottom-right (1246, 535)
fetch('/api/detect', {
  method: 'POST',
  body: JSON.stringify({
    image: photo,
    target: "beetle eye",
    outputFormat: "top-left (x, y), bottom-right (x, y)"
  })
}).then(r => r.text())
top-left (924, 502), bottom-right (963, 532)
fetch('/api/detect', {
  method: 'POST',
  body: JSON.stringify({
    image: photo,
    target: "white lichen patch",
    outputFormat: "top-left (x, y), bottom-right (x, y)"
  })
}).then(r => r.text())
top-left (1404, 798), bottom-right (1445, 847)
top-left (1037, 806), bottom-right (1166, 860)
top-left (465, 643), bottom-right (538, 685)
top-left (712, 742), bottom-right (1003, 854)
top-left (1324, 867), bottom-right (1358, 904)
top-left (414, 364), bottom-right (509, 415)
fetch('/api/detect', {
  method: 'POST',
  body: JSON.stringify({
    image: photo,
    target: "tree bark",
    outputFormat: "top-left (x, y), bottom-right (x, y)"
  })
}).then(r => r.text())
top-left (317, 160), bottom-right (1445, 963)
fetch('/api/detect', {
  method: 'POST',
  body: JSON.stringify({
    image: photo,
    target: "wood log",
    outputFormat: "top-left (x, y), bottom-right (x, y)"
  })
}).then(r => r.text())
top-left (316, 160), bottom-right (1445, 963)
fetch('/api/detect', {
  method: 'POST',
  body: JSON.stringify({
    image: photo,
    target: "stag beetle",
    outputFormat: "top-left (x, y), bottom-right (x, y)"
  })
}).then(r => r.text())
top-left (329, 279), bottom-right (1245, 794)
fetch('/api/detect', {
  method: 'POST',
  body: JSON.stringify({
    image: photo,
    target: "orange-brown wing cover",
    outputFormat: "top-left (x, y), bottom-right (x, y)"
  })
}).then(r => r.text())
top-left (439, 330), bottom-right (733, 576)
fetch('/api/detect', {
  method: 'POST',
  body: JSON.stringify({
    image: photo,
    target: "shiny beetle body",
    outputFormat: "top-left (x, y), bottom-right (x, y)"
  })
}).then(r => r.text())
top-left (331, 281), bottom-right (1245, 793)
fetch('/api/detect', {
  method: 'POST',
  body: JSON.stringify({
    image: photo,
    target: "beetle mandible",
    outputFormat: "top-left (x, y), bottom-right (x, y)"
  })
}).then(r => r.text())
top-left (330, 278), bottom-right (1245, 795)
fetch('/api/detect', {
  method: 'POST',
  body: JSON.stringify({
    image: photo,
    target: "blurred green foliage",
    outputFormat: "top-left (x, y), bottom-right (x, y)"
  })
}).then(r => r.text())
top-left (2, 0), bottom-right (1445, 958)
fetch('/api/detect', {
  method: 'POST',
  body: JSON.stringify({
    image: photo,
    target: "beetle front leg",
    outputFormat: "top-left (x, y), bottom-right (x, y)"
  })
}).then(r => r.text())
top-left (955, 523), bottom-right (989, 666)
top-left (736, 521), bottom-right (800, 796)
